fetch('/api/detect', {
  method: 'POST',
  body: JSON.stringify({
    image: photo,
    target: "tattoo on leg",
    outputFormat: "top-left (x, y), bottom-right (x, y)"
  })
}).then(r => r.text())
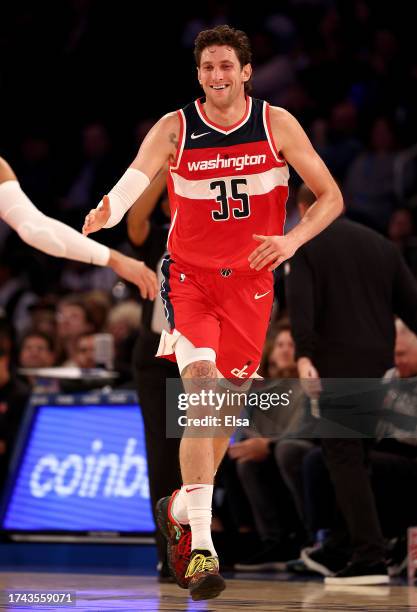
top-left (182, 360), bottom-right (217, 380)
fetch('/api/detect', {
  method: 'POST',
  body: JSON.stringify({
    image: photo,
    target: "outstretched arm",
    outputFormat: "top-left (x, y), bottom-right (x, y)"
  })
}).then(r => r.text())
top-left (248, 107), bottom-right (343, 271)
top-left (0, 157), bottom-right (158, 300)
top-left (82, 112), bottom-right (179, 235)
top-left (107, 250), bottom-right (157, 300)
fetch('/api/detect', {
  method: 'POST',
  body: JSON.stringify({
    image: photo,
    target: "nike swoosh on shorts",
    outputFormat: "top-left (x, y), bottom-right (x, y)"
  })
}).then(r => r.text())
top-left (254, 291), bottom-right (271, 300)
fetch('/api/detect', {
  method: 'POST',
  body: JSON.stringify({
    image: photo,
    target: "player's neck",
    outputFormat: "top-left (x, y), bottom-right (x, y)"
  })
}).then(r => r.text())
top-left (203, 95), bottom-right (247, 127)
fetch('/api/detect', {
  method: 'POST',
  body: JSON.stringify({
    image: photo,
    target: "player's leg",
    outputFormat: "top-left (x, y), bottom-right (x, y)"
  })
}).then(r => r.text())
top-left (155, 338), bottom-right (225, 598)
top-left (176, 357), bottom-right (226, 601)
top-left (176, 355), bottom-right (247, 537)
top-left (180, 359), bottom-right (218, 485)
top-left (156, 342), bottom-right (226, 600)
top-left (169, 269), bottom-right (272, 599)
top-left (155, 266), bottom-right (230, 600)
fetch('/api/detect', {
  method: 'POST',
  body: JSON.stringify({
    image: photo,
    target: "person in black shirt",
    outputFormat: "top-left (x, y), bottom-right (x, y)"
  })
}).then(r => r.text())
top-left (127, 167), bottom-right (181, 582)
top-left (286, 183), bottom-right (417, 585)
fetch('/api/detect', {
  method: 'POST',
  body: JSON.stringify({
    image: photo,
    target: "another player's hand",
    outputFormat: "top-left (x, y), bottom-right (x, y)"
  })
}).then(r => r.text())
top-left (228, 438), bottom-right (270, 463)
top-left (297, 357), bottom-right (322, 398)
top-left (108, 250), bottom-right (158, 300)
top-left (82, 195), bottom-right (111, 235)
top-left (248, 234), bottom-right (298, 271)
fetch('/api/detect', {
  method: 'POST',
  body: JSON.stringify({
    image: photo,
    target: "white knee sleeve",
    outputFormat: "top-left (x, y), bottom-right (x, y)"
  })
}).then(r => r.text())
top-left (101, 167), bottom-right (150, 228)
top-left (174, 335), bottom-right (216, 375)
top-left (0, 180), bottom-right (110, 265)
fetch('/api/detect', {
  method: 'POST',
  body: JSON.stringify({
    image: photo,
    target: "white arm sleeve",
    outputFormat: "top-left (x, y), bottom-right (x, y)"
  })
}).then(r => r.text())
top-left (101, 167), bottom-right (150, 228)
top-left (0, 180), bottom-right (110, 266)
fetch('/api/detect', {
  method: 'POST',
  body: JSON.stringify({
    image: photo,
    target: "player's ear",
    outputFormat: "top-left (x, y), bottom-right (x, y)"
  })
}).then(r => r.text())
top-left (197, 66), bottom-right (202, 85)
top-left (242, 63), bottom-right (252, 83)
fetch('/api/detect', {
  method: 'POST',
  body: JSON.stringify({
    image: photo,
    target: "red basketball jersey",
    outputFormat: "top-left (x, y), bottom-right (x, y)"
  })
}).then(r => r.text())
top-left (167, 96), bottom-right (289, 272)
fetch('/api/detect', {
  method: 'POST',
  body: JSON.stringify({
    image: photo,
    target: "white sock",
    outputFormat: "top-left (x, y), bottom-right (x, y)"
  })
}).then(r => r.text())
top-left (171, 487), bottom-right (189, 525)
top-left (186, 484), bottom-right (216, 556)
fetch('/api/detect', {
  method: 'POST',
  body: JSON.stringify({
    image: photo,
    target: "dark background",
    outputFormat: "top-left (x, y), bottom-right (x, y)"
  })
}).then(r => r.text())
top-left (1, 0), bottom-right (416, 289)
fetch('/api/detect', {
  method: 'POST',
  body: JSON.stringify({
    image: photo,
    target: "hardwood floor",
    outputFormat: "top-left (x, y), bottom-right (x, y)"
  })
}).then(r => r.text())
top-left (0, 572), bottom-right (416, 611)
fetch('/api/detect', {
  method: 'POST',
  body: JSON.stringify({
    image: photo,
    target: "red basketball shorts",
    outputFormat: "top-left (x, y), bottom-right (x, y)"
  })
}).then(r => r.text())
top-left (156, 256), bottom-right (274, 381)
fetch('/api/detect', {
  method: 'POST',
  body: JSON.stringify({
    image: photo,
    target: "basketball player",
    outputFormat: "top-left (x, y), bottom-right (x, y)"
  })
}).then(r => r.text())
top-left (0, 157), bottom-right (157, 299)
top-left (82, 25), bottom-right (343, 600)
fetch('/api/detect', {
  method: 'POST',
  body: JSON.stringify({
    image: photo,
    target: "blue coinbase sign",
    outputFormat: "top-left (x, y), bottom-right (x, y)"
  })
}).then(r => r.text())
top-left (2, 392), bottom-right (155, 532)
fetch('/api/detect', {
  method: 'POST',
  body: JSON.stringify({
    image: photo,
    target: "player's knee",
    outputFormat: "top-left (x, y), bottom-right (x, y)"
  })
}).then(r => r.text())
top-left (175, 335), bottom-right (216, 379)
top-left (181, 359), bottom-right (218, 397)
top-left (182, 359), bottom-right (217, 380)
top-left (0, 157), bottom-right (17, 183)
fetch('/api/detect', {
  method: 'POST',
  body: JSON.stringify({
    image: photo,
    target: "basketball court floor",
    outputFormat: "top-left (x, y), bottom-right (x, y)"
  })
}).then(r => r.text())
top-left (0, 571), bottom-right (416, 611)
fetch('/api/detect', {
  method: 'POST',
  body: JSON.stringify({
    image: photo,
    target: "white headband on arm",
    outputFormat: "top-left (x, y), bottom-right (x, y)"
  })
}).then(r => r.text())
top-left (0, 180), bottom-right (110, 266)
top-left (101, 167), bottom-right (150, 228)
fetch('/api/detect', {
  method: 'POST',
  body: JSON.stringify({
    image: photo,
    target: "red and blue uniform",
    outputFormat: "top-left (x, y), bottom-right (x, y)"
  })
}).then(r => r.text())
top-left (157, 96), bottom-right (289, 379)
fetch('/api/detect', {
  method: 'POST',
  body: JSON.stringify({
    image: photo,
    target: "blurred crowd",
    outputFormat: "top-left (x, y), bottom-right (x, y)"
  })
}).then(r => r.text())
top-left (1, 0), bottom-right (417, 577)
top-left (1, 1), bottom-right (416, 291)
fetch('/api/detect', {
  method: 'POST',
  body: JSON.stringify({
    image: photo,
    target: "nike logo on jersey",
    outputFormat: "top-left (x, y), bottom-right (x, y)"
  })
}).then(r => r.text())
top-left (254, 291), bottom-right (271, 300)
top-left (190, 131), bottom-right (211, 140)
top-left (186, 487), bottom-right (204, 493)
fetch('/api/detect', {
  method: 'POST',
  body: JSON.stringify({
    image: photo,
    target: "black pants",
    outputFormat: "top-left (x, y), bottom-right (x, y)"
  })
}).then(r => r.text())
top-left (313, 381), bottom-right (386, 564)
top-left (303, 445), bottom-right (336, 536)
top-left (304, 442), bottom-right (417, 553)
top-left (274, 438), bottom-right (315, 525)
top-left (133, 331), bottom-right (181, 563)
top-left (320, 438), bottom-right (385, 563)
top-left (218, 454), bottom-right (255, 532)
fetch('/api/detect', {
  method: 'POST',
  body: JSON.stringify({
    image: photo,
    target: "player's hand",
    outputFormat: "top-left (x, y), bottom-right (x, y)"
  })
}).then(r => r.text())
top-left (297, 357), bottom-right (322, 398)
top-left (228, 438), bottom-right (270, 463)
top-left (108, 250), bottom-right (158, 300)
top-left (82, 195), bottom-right (111, 235)
top-left (248, 234), bottom-right (298, 271)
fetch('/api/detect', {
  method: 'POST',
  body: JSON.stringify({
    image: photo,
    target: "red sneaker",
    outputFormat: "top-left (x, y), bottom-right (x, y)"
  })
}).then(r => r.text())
top-left (156, 491), bottom-right (191, 588)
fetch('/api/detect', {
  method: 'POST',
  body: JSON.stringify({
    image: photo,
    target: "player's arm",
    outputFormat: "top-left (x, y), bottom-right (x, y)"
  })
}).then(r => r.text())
top-left (0, 158), bottom-right (157, 300)
top-left (248, 108), bottom-right (343, 271)
top-left (83, 112), bottom-right (180, 235)
top-left (107, 249), bottom-right (158, 300)
top-left (127, 165), bottom-right (168, 247)
top-left (273, 107), bottom-right (343, 244)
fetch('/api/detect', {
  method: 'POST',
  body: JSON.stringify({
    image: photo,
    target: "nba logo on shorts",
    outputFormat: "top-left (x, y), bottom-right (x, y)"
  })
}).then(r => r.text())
top-left (180, 273), bottom-right (186, 282)
top-left (220, 268), bottom-right (232, 277)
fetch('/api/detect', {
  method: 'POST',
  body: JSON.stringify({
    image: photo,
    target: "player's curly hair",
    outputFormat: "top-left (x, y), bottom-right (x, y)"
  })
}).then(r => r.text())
top-left (194, 25), bottom-right (252, 93)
